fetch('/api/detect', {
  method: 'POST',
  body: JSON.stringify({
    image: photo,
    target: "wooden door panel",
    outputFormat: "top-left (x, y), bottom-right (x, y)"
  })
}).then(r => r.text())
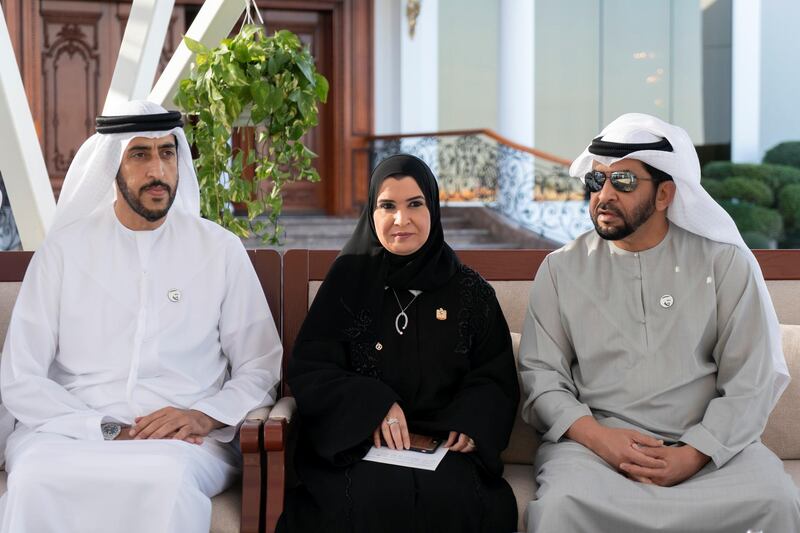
top-left (262, 9), bottom-right (333, 213)
top-left (40, 1), bottom-right (109, 194)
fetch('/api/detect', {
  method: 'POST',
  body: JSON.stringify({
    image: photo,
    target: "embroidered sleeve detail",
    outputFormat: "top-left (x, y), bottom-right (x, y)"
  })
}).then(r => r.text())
top-left (343, 309), bottom-right (381, 379)
top-left (454, 265), bottom-right (494, 355)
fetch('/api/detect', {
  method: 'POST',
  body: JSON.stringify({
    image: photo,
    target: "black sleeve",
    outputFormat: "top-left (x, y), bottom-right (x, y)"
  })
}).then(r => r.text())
top-left (288, 338), bottom-right (399, 466)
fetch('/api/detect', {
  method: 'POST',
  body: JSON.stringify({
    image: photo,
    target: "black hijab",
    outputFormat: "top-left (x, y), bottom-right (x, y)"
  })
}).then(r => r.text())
top-left (297, 154), bottom-right (461, 343)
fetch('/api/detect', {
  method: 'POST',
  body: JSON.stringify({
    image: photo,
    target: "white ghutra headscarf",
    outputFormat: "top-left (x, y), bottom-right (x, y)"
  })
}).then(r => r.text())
top-left (51, 100), bottom-right (199, 233)
top-left (570, 112), bottom-right (790, 406)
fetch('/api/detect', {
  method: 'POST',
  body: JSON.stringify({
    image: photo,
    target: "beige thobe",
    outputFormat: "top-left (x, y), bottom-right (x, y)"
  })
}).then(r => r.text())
top-left (520, 223), bottom-right (799, 532)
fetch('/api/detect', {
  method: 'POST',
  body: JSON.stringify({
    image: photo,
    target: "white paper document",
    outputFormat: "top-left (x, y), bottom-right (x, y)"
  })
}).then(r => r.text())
top-left (362, 445), bottom-right (449, 471)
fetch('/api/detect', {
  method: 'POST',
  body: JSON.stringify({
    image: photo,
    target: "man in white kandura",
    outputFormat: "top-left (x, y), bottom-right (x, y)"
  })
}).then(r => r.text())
top-left (520, 113), bottom-right (800, 532)
top-left (0, 100), bottom-right (282, 532)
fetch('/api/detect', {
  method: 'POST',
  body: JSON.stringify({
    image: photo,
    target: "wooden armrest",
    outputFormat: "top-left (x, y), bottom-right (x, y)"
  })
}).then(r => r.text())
top-left (264, 396), bottom-right (297, 533)
top-left (239, 415), bottom-right (265, 533)
top-left (267, 396), bottom-right (296, 423)
top-left (244, 405), bottom-right (272, 423)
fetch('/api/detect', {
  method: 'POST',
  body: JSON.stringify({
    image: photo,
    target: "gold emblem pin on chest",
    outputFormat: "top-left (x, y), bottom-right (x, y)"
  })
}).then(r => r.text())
top-left (659, 294), bottom-right (673, 308)
top-left (436, 308), bottom-right (447, 320)
top-left (168, 289), bottom-right (181, 303)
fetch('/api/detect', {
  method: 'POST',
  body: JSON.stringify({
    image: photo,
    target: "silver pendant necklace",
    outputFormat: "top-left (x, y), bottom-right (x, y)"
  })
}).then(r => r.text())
top-left (392, 288), bottom-right (420, 335)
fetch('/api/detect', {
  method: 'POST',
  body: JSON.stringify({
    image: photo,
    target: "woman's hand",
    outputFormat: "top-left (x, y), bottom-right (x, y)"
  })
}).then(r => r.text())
top-left (373, 402), bottom-right (410, 450)
top-left (444, 431), bottom-right (476, 453)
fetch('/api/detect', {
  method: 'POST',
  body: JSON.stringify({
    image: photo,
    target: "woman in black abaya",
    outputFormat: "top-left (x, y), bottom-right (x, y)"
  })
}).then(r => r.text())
top-left (278, 154), bottom-right (519, 533)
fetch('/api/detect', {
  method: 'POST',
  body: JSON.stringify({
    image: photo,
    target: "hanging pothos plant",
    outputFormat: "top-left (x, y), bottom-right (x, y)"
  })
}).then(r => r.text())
top-left (174, 23), bottom-right (329, 243)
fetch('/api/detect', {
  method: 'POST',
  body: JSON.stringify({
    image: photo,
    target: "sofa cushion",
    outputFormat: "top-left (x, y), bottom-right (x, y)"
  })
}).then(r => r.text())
top-left (502, 463), bottom-right (536, 533)
top-left (782, 459), bottom-right (800, 486)
top-left (767, 281), bottom-right (800, 325)
top-left (501, 333), bottom-right (540, 466)
top-left (491, 281), bottom-right (531, 336)
top-left (210, 486), bottom-right (242, 533)
top-left (0, 282), bottom-right (21, 348)
top-left (762, 324), bottom-right (800, 459)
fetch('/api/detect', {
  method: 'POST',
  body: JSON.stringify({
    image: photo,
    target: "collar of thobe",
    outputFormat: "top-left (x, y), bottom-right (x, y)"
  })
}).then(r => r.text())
top-left (111, 205), bottom-right (173, 239)
top-left (608, 223), bottom-right (673, 257)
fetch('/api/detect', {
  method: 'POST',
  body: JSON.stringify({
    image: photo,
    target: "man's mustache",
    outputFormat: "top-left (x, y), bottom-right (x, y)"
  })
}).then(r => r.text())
top-left (595, 202), bottom-right (622, 217)
top-left (139, 180), bottom-right (172, 195)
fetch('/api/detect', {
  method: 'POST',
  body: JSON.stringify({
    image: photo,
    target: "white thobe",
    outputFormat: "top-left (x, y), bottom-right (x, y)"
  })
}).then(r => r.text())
top-left (0, 205), bottom-right (282, 532)
top-left (519, 223), bottom-right (800, 532)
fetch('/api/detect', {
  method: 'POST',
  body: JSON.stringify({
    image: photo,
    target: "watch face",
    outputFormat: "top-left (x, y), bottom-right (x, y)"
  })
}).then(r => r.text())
top-left (101, 423), bottom-right (121, 441)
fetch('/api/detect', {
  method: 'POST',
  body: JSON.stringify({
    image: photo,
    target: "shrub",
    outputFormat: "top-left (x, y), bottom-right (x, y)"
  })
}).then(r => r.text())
top-left (781, 230), bottom-right (800, 249)
top-left (741, 231), bottom-right (774, 249)
top-left (778, 184), bottom-right (800, 232)
top-left (701, 179), bottom-right (725, 200)
top-left (702, 161), bottom-right (800, 193)
top-left (764, 142), bottom-right (800, 170)
top-left (716, 177), bottom-right (774, 207)
top-left (719, 200), bottom-right (783, 240)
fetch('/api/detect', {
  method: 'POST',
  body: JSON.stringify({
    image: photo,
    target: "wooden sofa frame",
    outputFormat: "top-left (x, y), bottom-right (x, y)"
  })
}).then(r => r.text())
top-left (0, 249), bottom-right (283, 533)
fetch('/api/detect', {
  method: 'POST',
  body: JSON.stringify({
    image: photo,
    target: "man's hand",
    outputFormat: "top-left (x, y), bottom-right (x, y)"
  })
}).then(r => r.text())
top-left (130, 407), bottom-right (224, 444)
top-left (619, 444), bottom-right (710, 486)
top-left (566, 416), bottom-right (666, 480)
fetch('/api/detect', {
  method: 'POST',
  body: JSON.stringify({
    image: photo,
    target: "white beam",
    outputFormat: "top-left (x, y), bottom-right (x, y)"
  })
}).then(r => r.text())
top-left (0, 5), bottom-right (55, 250)
top-left (400, 0), bottom-right (438, 133)
top-left (731, 0), bottom-right (761, 162)
top-left (104, 0), bottom-right (176, 113)
top-left (149, 0), bottom-right (245, 109)
top-left (498, 0), bottom-right (534, 147)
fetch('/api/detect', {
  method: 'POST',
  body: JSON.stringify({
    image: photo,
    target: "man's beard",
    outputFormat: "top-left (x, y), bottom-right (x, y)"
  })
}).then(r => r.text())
top-left (591, 194), bottom-right (656, 241)
top-left (116, 172), bottom-right (177, 223)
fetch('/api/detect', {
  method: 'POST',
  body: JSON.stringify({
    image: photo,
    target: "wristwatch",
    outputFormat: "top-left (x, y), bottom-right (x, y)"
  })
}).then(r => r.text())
top-left (101, 422), bottom-right (122, 441)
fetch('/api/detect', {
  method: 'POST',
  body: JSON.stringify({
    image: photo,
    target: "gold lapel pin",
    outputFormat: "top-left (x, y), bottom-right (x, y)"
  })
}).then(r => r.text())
top-left (436, 308), bottom-right (447, 321)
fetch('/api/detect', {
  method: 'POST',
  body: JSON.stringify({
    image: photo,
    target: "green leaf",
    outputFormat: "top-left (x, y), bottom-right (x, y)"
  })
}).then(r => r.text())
top-left (266, 85), bottom-right (283, 112)
top-left (225, 62), bottom-right (247, 85)
top-left (314, 74), bottom-right (329, 103)
top-left (296, 59), bottom-right (314, 83)
top-left (183, 36), bottom-right (208, 54)
top-left (250, 83), bottom-right (268, 108)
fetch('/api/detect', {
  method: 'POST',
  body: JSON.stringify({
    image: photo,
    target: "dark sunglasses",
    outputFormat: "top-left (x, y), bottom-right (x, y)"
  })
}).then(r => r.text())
top-left (584, 170), bottom-right (653, 193)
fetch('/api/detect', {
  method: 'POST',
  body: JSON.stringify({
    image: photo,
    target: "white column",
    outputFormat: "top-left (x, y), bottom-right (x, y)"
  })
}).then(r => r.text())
top-left (0, 5), bottom-right (56, 250)
top-left (149, 0), bottom-right (245, 109)
top-left (731, 0), bottom-right (760, 162)
top-left (400, 0), bottom-right (438, 133)
top-left (104, 0), bottom-right (175, 113)
top-left (373, 0), bottom-right (402, 135)
top-left (498, 0), bottom-right (534, 147)
top-left (759, 0), bottom-right (800, 158)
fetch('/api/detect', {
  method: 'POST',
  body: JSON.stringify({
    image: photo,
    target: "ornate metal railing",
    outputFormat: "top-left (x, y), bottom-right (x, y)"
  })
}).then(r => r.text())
top-left (369, 129), bottom-right (593, 244)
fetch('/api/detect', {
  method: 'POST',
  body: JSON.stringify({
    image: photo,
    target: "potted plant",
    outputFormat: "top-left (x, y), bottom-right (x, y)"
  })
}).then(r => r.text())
top-left (175, 23), bottom-right (329, 243)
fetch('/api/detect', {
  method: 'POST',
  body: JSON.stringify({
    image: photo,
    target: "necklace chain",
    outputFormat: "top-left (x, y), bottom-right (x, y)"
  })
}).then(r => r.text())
top-left (392, 289), bottom-right (419, 335)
